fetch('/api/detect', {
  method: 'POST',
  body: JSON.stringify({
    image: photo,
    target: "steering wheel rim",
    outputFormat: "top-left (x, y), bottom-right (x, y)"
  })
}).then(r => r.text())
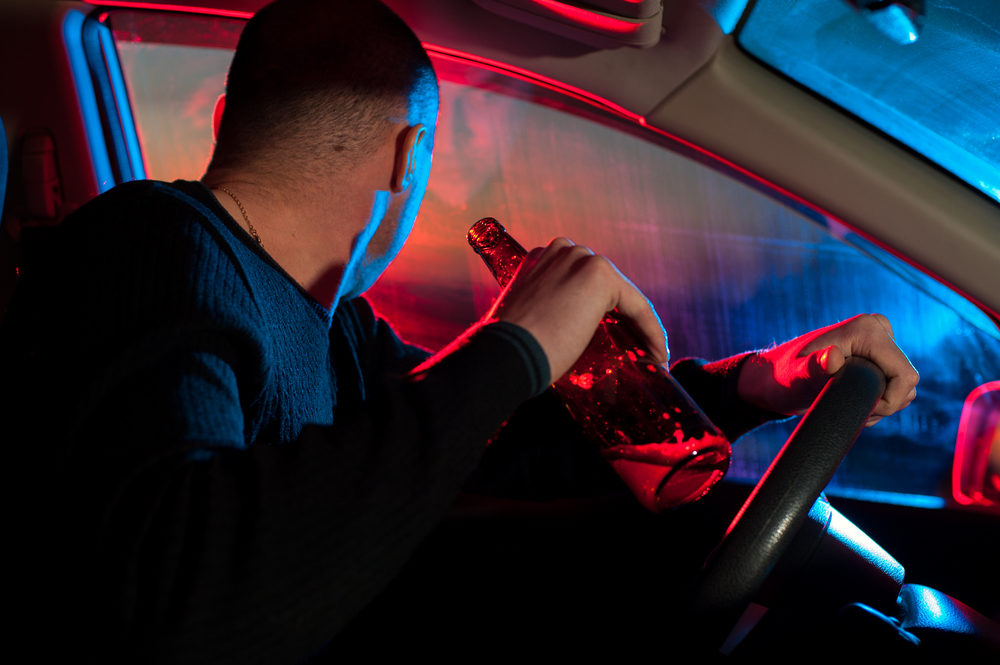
top-left (691, 356), bottom-right (887, 648)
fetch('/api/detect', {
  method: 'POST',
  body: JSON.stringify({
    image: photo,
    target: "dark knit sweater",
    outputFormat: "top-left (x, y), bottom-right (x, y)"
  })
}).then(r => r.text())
top-left (1, 180), bottom-right (777, 663)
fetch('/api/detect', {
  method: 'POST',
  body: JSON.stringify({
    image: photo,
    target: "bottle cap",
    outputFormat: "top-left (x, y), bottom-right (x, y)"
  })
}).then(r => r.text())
top-left (467, 217), bottom-right (506, 254)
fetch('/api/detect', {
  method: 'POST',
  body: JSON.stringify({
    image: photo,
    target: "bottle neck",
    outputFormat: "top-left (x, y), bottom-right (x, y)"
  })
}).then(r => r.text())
top-left (468, 217), bottom-right (527, 286)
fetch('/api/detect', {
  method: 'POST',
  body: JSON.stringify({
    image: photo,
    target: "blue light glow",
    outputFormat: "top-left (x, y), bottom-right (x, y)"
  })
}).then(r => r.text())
top-left (705, 0), bottom-right (750, 35)
top-left (739, 0), bottom-right (1000, 205)
top-left (83, 20), bottom-right (131, 181)
top-left (63, 10), bottom-right (115, 192)
top-left (824, 487), bottom-right (947, 509)
top-left (980, 181), bottom-right (1000, 202)
top-left (866, 5), bottom-right (922, 45)
top-left (98, 22), bottom-right (146, 180)
top-left (915, 585), bottom-right (945, 620)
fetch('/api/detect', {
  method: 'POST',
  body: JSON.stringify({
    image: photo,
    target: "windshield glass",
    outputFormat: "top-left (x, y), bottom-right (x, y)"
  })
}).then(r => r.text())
top-left (739, 0), bottom-right (1000, 205)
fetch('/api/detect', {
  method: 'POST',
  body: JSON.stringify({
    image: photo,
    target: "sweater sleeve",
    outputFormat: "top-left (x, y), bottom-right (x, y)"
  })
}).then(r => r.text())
top-left (669, 353), bottom-right (788, 441)
top-left (71, 318), bottom-right (548, 664)
top-left (461, 353), bottom-right (788, 502)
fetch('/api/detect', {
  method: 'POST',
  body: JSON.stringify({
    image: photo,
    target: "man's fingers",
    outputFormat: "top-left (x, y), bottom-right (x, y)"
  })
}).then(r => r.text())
top-left (791, 345), bottom-right (844, 408)
top-left (501, 246), bottom-right (544, 290)
top-left (520, 245), bottom-right (546, 270)
top-left (874, 373), bottom-right (919, 419)
top-left (846, 314), bottom-right (918, 419)
top-left (613, 281), bottom-right (669, 364)
top-left (516, 238), bottom-right (578, 272)
top-left (874, 345), bottom-right (918, 416)
top-left (493, 237), bottom-right (666, 380)
top-left (819, 344), bottom-right (846, 376)
top-left (871, 312), bottom-right (894, 339)
top-left (560, 249), bottom-right (667, 365)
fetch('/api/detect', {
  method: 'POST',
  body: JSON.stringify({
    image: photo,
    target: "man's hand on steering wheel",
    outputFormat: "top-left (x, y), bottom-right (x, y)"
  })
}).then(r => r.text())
top-left (736, 313), bottom-right (919, 425)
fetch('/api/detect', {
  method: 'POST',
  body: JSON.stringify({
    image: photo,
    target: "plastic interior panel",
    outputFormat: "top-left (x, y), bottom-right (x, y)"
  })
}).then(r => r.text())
top-left (471, 0), bottom-right (663, 48)
top-left (645, 38), bottom-right (1000, 318)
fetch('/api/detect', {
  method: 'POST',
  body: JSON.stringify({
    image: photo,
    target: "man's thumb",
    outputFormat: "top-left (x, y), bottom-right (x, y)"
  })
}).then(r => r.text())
top-left (817, 344), bottom-right (846, 376)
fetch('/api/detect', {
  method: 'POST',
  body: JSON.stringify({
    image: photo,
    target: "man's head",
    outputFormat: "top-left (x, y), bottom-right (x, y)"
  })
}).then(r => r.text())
top-left (205, 0), bottom-right (439, 303)
top-left (208, 0), bottom-right (438, 181)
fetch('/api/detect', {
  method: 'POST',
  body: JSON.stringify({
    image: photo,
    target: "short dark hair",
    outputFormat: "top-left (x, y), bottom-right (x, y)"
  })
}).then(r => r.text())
top-left (208, 0), bottom-right (437, 178)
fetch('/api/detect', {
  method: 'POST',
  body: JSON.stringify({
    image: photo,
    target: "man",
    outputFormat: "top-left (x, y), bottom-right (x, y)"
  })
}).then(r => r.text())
top-left (2, 0), bottom-right (917, 662)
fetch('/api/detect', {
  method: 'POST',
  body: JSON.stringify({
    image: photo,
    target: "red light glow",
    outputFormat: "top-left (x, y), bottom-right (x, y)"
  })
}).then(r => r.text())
top-left (568, 372), bottom-right (594, 390)
top-left (425, 44), bottom-right (643, 123)
top-left (952, 381), bottom-right (1000, 507)
top-left (526, 0), bottom-right (645, 36)
top-left (82, 1), bottom-right (254, 19)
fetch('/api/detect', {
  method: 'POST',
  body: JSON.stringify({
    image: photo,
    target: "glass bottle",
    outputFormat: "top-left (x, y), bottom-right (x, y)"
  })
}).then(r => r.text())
top-left (468, 217), bottom-right (731, 511)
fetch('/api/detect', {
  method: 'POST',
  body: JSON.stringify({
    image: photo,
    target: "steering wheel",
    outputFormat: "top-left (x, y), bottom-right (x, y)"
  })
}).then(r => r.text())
top-left (691, 356), bottom-right (887, 649)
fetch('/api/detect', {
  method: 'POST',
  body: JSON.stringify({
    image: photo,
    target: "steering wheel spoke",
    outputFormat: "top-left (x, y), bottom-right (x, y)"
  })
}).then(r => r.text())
top-left (691, 356), bottom-right (886, 649)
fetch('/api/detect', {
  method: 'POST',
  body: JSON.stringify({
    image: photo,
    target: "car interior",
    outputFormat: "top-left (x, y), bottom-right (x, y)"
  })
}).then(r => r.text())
top-left (0, 0), bottom-right (997, 657)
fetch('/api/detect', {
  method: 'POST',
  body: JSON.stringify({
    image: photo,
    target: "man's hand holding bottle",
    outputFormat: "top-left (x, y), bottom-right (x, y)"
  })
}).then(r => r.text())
top-left (487, 236), bottom-right (669, 382)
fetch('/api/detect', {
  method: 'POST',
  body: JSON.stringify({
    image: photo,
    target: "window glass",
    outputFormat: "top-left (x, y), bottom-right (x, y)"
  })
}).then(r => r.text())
top-left (739, 0), bottom-right (1000, 205)
top-left (111, 11), bottom-right (242, 181)
top-left (108, 10), bottom-right (1000, 506)
top-left (379, 70), bottom-right (1000, 506)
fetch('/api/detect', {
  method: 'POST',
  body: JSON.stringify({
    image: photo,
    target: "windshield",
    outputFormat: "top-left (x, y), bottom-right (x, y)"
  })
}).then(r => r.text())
top-left (739, 0), bottom-right (1000, 205)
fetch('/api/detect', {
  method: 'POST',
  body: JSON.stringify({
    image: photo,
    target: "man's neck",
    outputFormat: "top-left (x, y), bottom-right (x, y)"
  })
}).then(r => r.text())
top-left (202, 170), bottom-right (375, 311)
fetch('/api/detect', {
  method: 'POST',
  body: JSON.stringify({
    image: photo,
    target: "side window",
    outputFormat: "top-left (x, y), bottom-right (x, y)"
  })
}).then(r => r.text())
top-left (371, 66), bottom-right (1000, 506)
top-left (107, 11), bottom-right (1000, 505)
top-left (110, 10), bottom-right (242, 181)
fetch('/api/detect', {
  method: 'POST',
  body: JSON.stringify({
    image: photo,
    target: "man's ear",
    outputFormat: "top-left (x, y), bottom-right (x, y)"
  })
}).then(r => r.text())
top-left (212, 94), bottom-right (226, 142)
top-left (391, 124), bottom-right (426, 193)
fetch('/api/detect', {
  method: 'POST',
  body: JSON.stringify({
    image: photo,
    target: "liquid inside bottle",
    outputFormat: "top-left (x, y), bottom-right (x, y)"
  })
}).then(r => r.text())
top-left (469, 217), bottom-right (731, 511)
